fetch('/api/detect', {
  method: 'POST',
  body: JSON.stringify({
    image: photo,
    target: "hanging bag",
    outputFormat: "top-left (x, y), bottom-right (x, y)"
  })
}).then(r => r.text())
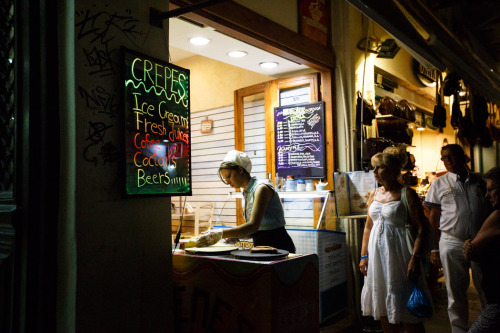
top-left (458, 89), bottom-right (475, 146)
top-left (401, 187), bottom-right (437, 256)
top-left (407, 284), bottom-right (433, 318)
top-left (356, 91), bottom-right (376, 125)
top-left (450, 92), bottom-right (462, 129)
top-left (432, 74), bottom-right (447, 130)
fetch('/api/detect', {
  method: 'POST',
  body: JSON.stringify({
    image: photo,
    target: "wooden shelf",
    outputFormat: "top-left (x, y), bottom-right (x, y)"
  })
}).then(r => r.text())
top-left (229, 190), bottom-right (332, 199)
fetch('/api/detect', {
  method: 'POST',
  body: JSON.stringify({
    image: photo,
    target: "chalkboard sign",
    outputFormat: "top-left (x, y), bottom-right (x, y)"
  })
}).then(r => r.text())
top-left (275, 102), bottom-right (326, 179)
top-left (123, 48), bottom-right (191, 196)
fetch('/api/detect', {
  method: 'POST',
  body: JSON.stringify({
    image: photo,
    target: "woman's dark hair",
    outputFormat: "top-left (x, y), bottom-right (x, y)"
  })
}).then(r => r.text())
top-left (484, 166), bottom-right (500, 187)
top-left (217, 161), bottom-right (247, 185)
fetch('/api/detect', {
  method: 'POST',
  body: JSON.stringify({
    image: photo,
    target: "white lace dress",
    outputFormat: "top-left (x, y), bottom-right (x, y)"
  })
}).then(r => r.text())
top-left (361, 189), bottom-right (422, 324)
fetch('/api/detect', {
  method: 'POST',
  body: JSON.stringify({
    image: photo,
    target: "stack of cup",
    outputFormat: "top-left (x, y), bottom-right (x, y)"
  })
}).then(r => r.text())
top-left (305, 179), bottom-right (313, 191)
top-left (285, 176), bottom-right (296, 191)
top-left (297, 179), bottom-right (306, 191)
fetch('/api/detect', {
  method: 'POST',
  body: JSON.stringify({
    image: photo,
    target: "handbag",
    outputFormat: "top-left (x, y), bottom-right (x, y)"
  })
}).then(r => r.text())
top-left (356, 91), bottom-right (376, 125)
top-left (396, 99), bottom-right (416, 122)
top-left (407, 285), bottom-right (433, 318)
top-left (362, 138), bottom-right (393, 164)
top-left (378, 96), bottom-right (397, 116)
top-left (432, 74), bottom-right (447, 130)
top-left (377, 119), bottom-right (413, 145)
top-left (401, 187), bottom-right (437, 256)
top-left (450, 92), bottom-right (462, 129)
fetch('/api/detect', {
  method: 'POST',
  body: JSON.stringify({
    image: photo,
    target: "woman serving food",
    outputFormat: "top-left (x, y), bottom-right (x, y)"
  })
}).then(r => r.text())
top-left (196, 150), bottom-right (296, 253)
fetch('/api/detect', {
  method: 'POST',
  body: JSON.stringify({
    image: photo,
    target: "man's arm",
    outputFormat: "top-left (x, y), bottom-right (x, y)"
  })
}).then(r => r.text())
top-left (428, 205), bottom-right (442, 267)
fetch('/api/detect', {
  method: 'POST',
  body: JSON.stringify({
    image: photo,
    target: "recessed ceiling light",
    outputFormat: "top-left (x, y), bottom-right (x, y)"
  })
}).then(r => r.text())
top-left (189, 36), bottom-right (211, 46)
top-left (227, 51), bottom-right (247, 58)
top-left (259, 62), bottom-right (279, 69)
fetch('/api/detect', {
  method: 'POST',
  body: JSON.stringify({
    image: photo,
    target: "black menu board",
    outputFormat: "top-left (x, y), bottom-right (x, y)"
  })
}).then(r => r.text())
top-left (275, 102), bottom-right (326, 179)
top-left (123, 48), bottom-right (191, 196)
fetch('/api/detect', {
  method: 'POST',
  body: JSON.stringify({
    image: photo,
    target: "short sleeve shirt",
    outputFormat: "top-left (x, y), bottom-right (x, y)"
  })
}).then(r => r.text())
top-left (243, 177), bottom-right (286, 231)
top-left (425, 172), bottom-right (489, 240)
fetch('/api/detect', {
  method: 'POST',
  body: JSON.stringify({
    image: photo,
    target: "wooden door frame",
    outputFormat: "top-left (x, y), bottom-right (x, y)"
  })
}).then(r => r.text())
top-left (234, 73), bottom-right (335, 225)
top-left (170, 0), bottom-right (337, 224)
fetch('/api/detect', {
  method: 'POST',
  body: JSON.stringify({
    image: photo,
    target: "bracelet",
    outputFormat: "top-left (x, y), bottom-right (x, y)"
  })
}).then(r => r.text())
top-left (412, 252), bottom-right (421, 257)
top-left (431, 249), bottom-right (439, 253)
top-left (360, 255), bottom-right (368, 260)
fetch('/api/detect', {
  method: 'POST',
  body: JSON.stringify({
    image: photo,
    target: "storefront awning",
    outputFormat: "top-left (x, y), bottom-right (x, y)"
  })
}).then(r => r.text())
top-left (347, 0), bottom-right (500, 105)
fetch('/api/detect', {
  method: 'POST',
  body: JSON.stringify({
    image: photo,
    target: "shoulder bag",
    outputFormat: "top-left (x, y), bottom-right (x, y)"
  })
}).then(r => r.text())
top-left (401, 187), bottom-right (437, 256)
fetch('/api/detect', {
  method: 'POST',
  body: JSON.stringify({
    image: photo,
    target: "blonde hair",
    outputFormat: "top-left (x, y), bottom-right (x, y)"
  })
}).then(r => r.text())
top-left (371, 146), bottom-right (408, 180)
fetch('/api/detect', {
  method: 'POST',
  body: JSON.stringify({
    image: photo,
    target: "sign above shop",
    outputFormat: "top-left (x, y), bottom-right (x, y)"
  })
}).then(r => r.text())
top-left (298, 0), bottom-right (331, 48)
top-left (274, 101), bottom-right (326, 179)
top-left (413, 59), bottom-right (437, 87)
top-left (122, 48), bottom-right (191, 196)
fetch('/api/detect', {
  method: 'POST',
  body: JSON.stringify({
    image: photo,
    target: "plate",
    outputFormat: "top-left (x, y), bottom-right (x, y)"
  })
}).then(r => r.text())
top-left (184, 246), bottom-right (238, 255)
top-left (230, 249), bottom-right (289, 261)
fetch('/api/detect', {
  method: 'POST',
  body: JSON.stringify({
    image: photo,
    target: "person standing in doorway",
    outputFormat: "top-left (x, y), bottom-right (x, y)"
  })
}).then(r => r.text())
top-left (425, 144), bottom-right (490, 332)
top-left (463, 166), bottom-right (500, 332)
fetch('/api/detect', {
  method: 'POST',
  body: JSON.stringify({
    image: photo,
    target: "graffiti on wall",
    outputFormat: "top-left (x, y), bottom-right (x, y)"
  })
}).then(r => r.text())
top-left (75, 7), bottom-right (142, 166)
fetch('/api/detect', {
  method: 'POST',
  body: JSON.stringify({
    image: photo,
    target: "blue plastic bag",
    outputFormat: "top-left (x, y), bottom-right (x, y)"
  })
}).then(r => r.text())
top-left (407, 285), bottom-right (433, 318)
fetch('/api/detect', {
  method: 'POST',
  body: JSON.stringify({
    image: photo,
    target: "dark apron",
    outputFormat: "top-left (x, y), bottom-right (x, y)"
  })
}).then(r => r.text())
top-left (251, 226), bottom-right (296, 253)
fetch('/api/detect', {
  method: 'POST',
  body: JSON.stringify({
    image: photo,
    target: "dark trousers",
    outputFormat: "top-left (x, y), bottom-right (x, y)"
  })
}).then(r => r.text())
top-left (252, 227), bottom-right (296, 253)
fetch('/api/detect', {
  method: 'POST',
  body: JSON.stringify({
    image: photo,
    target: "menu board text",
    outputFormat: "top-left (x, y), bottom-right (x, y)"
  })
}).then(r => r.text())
top-left (123, 48), bottom-right (191, 196)
top-left (275, 102), bottom-right (325, 179)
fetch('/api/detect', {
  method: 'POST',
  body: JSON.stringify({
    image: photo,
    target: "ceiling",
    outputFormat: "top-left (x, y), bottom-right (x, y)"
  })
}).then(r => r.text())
top-left (348, 0), bottom-right (500, 105)
top-left (424, 0), bottom-right (500, 74)
top-left (167, 17), bottom-right (310, 77)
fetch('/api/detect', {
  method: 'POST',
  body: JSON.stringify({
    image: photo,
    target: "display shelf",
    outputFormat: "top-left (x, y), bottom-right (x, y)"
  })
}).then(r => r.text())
top-left (229, 190), bottom-right (333, 229)
top-left (229, 190), bottom-right (332, 199)
top-left (337, 214), bottom-right (367, 219)
top-left (376, 114), bottom-right (416, 125)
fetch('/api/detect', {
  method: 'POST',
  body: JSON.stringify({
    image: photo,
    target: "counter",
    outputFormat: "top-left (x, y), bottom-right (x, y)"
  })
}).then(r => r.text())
top-left (173, 252), bottom-right (319, 333)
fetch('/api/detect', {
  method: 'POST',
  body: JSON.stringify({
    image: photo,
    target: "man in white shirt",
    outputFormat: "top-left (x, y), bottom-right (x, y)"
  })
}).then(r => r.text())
top-left (425, 144), bottom-right (489, 333)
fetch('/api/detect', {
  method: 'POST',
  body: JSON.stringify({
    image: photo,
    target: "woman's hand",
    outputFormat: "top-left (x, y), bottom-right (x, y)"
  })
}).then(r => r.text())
top-left (463, 239), bottom-right (473, 260)
top-left (196, 229), bottom-right (223, 247)
top-left (430, 250), bottom-right (441, 267)
top-left (407, 254), bottom-right (421, 281)
top-left (359, 258), bottom-right (368, 276)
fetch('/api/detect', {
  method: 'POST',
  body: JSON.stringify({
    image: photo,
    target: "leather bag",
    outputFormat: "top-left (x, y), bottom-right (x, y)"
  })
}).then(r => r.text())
top-left (397, 99), bottom-right (416, 122)
top-left (378, 96), bottom-right (397, 116)
top-left (432, 74), bottom-right (447, 130)
top-left (362, 138), bottom-right (393, 166)
top-left (356, 91), bottom-right (376, 125)
top-left (458, 96), bottom-right (475, 146)
top-left (489, 104), bottom-right (500, 142)
top-left (443, 72), bottom-right (461, 96)
top-left (377, 119), bottom-right (413, 145)
top-left (402, 187), bottom-right (438, 256)
top-left (472, 94), bottom-right (493, 147)
top-left (404, 152), bottom-right (416, 170)
top-left (450, 92), bottom-right (462, 129)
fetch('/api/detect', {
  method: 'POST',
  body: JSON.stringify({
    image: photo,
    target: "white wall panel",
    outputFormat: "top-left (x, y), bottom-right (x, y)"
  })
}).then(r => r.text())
top-left (174, 88), bottom-right (320, 234)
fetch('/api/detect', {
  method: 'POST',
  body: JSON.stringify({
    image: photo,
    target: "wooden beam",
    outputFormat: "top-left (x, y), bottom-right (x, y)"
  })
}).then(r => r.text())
top-left (264, 80), bottom-right (278, 180)
top-left (321, 70), bottom-right (336, 189)
top-left (169, 0), bottom-right (335, 71)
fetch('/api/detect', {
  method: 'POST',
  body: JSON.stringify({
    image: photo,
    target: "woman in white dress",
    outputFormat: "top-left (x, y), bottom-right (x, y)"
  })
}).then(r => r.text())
top-left (359, 147), bottom-right (428, 333)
